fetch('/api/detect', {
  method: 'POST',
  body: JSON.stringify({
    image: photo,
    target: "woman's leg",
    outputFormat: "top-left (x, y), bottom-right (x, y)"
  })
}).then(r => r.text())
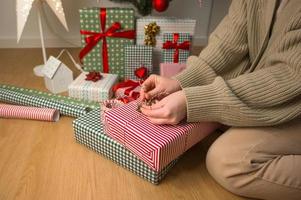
top-left (206, 118), bottom-right (301, 200)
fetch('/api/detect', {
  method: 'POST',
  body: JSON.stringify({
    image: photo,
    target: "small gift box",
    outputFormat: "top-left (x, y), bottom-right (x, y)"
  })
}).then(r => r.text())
top-left (79, 8), bottom-right (135, 79)
top-left (73, 109), bottom-right (178, 184)
top-left (124, 45), bottom-right (153, 80)
top-left (68, 72), bottom-right (118, 102)
top-left (104, 101), bottom-right (219, 171)
top-left (136, 17), bottom-right (196, 73)
top-left (160, 63), bottom-right (186, 78)
top-left (162, 33), bottom-right (191, 63)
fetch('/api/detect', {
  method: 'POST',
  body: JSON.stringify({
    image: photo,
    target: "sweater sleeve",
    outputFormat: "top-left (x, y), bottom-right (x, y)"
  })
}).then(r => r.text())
top-left (175, 0), bottom-right (249, 88)
top-left (183, 26), bottom-right (301, 127)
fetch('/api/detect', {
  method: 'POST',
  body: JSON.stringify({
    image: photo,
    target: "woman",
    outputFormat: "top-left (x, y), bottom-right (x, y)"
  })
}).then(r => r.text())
top-left (140, 0), bottom-right (301, 199)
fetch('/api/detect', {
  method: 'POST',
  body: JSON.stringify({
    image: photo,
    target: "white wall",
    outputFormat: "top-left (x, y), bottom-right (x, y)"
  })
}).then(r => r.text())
top-left (0, 0), bottom-right (230, 48)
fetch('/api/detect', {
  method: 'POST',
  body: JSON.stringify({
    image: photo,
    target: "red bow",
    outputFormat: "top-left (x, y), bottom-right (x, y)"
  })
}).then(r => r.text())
top-left (113, 67), bottom-right (147, 103)
top-left (79, 8), bottom-right (136, 73)
top-left (85, 71), bottom-right (102, 82)
top-left (162, 33), bottom-right (190, 63)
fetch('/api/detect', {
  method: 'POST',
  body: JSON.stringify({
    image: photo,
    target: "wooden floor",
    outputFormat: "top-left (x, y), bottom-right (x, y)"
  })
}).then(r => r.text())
top-left (0, 48), bottom-right (249, 200)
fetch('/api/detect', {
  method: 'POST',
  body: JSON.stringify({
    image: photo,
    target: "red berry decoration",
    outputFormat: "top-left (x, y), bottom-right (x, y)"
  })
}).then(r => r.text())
top-left (152, 0), bottom-right (169, 12)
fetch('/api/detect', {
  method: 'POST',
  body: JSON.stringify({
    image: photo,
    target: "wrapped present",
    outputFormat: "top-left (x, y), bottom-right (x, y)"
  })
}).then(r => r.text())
top-left (136, 17), bottom-right (196, 73)
top-left (162, 33), bottom-right (191, 63)
top-left (113, 67), bottom-right (147, 103)
top-left (124, 45), bottom-right (153, 80)
top-left (68, 72), bottom-right (118, 102)
top-left (160, 63), bottom-right (186, 78)
top-left (0, 84), bottom-right (98, 118)
top-left (73, 108), bottom-right (177, 184)
top-left (104, 101), bottom-right (219, 171)
top-left (79, 8), bottom-right (135, 79)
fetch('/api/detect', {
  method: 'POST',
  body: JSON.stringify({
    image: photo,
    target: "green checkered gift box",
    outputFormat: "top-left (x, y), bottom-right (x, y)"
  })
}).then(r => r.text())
top-left (73, 109), bottom-right (178, 184)
top-left (162, 33), bottom-right (192, 63)
top-left (124, 45), bottom-right (153, 80)
top-left (79, 8), bottom-right (135, 80)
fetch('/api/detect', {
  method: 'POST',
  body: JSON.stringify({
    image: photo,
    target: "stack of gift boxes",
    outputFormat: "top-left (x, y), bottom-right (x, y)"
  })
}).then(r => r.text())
top-left (70, 7), bottom-right (217, 184)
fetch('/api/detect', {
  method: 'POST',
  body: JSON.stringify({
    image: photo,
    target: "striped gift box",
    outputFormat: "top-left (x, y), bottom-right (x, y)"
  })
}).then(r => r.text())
top-left (162, 33), bottom-right (192, 63)
top-left (73, 108), bottom-right (177, 184)
top-left (136, 17), bottom-right (196, 73)
top-left (124, 45), bottom-right (153, 80)
top-left (68, 72), bottom-right (118, 102)
top-left (104, 101), bottom-right (219, 172)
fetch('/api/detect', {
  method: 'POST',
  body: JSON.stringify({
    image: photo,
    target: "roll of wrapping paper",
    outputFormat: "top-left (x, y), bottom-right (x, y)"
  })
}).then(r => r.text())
top-left (0, 84), bottom-right (100, 118)
top-left (0, 104), bottom-right (60, 122)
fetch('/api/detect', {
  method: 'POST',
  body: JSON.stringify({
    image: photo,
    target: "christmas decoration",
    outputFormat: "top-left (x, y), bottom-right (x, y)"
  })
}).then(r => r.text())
top-left (108, 0), bottom-right (173, 15)
top-left (144, 22), bottom-right (160, 46)
top-left (16, 0), bottom-right (69, 77)
top-left (152, 0), bottom-right (169, 12)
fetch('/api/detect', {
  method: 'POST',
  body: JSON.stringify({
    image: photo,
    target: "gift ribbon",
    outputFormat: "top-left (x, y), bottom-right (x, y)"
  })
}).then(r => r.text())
top-left (85, 71), bottom-right (102, 82)
top-left (113, 67), bottom-right (147, 103)
top-left (79, 8), bottom-right (136, 73)
top-left (162, 33), bottom-right (190, 63)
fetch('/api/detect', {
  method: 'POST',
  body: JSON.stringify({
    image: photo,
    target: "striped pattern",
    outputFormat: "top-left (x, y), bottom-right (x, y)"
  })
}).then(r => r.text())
top-left (68, 72), bottom-right (118, 102)
top-left (162, 33), bottom-right (192, 63)
top-left (175, 0), bottom-right (301, 126)
top-left (124, 45), bottom-right (153, 80)
top-left (0, 104), bottom-right (59, 122)
top-left (73, 109), bottom-right (177, 184)
top-left (136, 17), bottom-right (196, 74)
top-left (0, 85), bottom-right (95, 118)
top-left (104, 101), bottom-right (218, 171)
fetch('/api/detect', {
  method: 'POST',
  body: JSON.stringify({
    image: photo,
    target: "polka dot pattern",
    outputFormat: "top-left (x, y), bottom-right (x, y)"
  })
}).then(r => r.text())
top-left (79, 8), bottom-right (135, 79)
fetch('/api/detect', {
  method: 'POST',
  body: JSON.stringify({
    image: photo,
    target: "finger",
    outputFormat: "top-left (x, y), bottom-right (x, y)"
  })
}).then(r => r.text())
top-left (144, 87), bottom-right (163, 100)
top-left (140, 105), bottom-right (167, 119)
top-left (141, 75), bottom-right (157, 93)
top-left (147, 117), bottom-right (177, 125)
top-left (139, 89), bottom-right (147, 101)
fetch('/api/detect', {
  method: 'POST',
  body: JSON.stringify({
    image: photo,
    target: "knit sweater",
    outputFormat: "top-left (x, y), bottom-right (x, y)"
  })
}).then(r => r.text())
top-left (175, 0), bottom-right (301, 127)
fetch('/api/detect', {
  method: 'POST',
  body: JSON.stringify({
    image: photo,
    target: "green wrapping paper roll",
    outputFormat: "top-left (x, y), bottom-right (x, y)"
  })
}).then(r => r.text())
top-left (73, 108), bottom-right (178, 184)
top-left (0, 84), bottom-right (100, 118)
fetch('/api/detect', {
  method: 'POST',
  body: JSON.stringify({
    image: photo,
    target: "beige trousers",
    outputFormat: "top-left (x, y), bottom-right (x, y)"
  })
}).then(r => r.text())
top-left (206, 118), bottom-right (301, 200)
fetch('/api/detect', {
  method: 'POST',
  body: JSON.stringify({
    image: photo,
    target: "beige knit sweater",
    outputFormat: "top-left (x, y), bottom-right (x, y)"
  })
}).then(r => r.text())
top-left (175, 0), bottom-right (301, 127)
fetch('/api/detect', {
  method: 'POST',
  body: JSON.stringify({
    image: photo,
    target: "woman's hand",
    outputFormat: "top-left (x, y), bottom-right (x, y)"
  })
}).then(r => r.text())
top-left (140, 74), bottom-right (182, 101)
top-left (140, 90), bottom-right (187, 125)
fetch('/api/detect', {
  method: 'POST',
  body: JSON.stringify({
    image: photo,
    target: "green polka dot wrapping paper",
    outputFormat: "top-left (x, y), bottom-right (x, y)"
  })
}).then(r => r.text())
top-left (162, 33), bottom-right (192, 63)
top-left (79, 8), bottom-right (135, 80)
top-left (72, 109), bottom-right (178, 184)
top-left (124, 45), bottom-right (153, 80)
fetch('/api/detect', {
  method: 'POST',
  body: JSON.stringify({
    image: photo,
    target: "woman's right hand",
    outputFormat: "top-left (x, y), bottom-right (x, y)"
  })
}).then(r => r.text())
top-left (140, 75), bottom-right (182, 101)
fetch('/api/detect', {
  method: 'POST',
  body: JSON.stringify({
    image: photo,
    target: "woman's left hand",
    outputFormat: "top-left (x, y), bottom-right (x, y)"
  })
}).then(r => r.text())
top-left (140, 90), bottom-right (187, 125)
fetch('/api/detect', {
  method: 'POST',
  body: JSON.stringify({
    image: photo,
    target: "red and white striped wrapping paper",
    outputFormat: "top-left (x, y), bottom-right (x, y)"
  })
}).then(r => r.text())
top-left (0, 104), bottom-right (60, 122)
top-left (104, 101), bottom-right (219, 171)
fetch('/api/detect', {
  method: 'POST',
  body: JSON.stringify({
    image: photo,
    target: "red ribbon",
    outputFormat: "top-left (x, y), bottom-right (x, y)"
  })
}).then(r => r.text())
top-left (79, 8), bottom-right (136, 73)
top-left (113, 67), bottom-right (147, 103)
top-left (162, 33), bottom-right (190, 63)
top-left (85, 71), bottom-right (102, 82)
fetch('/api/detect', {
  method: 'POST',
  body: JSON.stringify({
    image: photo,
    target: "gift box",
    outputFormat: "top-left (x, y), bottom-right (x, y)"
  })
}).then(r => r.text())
top-left (136, 17), bottom-right (196, 73)
top-left (68, 72), bottom-right (118, 102)
top-left (73, 108), bottom-right (177, 184)
top-left (79, 8), bottom-right (135, 79)
top-left (0, 84), bottom-right (99, 118)
top-left (124, 45), bottom-right (153, 80)
top-left (162, 33), bottom-right (191, 63)
top-left (104, 101), bottom-right (219, 171)
top-left (160, 63), bottom-right (187, 78)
